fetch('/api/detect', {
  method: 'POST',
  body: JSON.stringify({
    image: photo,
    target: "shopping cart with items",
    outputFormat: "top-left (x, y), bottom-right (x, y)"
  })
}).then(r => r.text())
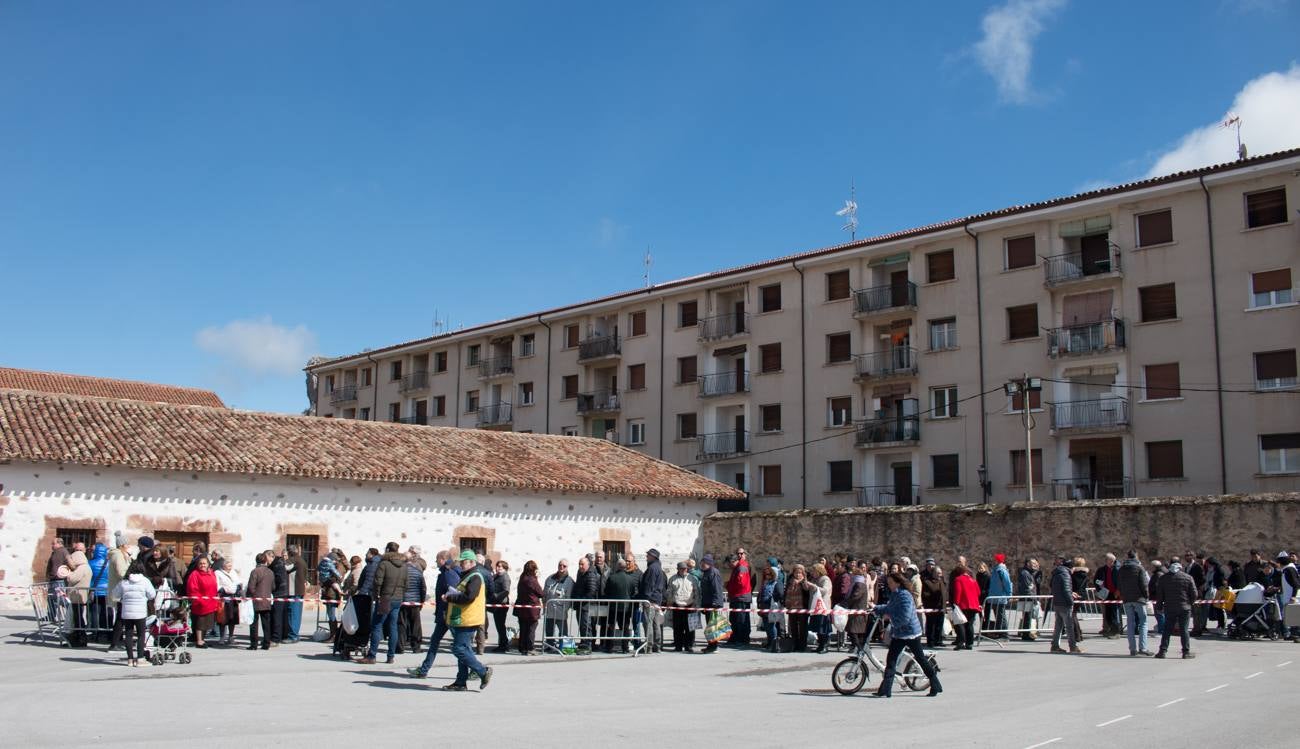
top-left (147, 595), bottom-right (194, 664)
top-left (1226, 583), bottom-right (1278, 640)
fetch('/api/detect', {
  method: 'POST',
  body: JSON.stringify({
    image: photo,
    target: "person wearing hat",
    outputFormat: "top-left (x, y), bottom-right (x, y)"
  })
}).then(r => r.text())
top-left (106, 532), bottom-right (132, 650)
top-left (638, 548), bottom-right (666, 653)
top-left (725, 547), bottom-right (754, 648)
top-left (440, 549), bottom-right (492, 691)
top-left (698, 554), bottom-right (725, 653)
top-left (1049, 555), bottom-right (1083, 654)
top-left (1276, 551), bottom-right (1300, 641)
top-left (666, 561), bottom-right (700, 652)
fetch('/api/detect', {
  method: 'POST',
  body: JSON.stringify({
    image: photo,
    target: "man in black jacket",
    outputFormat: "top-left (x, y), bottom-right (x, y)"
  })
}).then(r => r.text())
top-left (269, 550), bottom-right (289, 644)
top-left (1116, 550), bottom-right (1153, 656)
top-left (1154, 562), bottom-right (1198, 659)
top-left (285, 545), bottom-right (309, 644)
top-left (572, 556), bottom-right (601, 654)
top-left (1049, 555), bottom-right (1082, 654)
top-left (639, 549), bottom-right (666, 653)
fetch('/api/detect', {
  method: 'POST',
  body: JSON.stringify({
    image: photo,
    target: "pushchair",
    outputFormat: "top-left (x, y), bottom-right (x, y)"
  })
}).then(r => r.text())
top-left (1226, 583), bottom-right (1278, 640)
top-left (147, 594), bottom-right (194, 664)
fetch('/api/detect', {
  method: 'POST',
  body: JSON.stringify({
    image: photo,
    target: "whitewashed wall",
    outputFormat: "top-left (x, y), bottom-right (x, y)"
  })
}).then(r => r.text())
top-left (0, 461), bottom-right (710, 608)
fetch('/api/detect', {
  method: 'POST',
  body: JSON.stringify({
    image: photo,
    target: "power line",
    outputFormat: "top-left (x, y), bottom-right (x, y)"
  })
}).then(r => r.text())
top-left (1037, 376), bottom-right (1299, 396)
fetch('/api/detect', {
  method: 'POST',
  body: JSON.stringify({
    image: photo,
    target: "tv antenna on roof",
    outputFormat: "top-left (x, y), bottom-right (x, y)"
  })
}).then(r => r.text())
top-left (643, 247), bottom-right (653, 288)
top-left (432, 310), bottom-right (450, 335)
top-left (835, 182), bottom-right (858, 240)
top-left (1222, 114), bottom-right (1247, 160)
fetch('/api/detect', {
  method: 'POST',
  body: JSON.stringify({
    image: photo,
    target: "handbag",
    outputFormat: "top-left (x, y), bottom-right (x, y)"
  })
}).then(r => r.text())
top-left (947, 607), bottom-right (968, 626)
top-left (704, 610), bottom-right (732, 644)
top-left (238, 599), bottom-right (254, 627)
top-left (831, 605), bottom-right (850, 633)
top-left (340, 601), bottom-right (359, 634)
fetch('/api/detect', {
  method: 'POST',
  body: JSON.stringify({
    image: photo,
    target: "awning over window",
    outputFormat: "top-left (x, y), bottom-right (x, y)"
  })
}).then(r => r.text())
top-left (869, 252), bottom-right (910, 267)
top-left (872, 383), bottom-right (911, 398)
top-left (713, 344), bottom-right (747, 357)
top-left (1059, 215), bottom-right (1112, 237)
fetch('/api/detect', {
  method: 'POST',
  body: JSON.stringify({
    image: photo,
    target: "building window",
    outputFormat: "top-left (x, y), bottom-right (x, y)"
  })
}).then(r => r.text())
top-left (285, 534), bottom-right (320, 583)
top-left (1004, 235), bottom-right (1036, 270)
top-left (1010, 449), bottom-right (1043, 486)
top-left (388, 402), bottom-right (401, 422)
top-left (1251, 268), bottom-right (1293, 308)
top-left (1136, 209), bottom-right (1174, 247)
top-left (628, 363), bottom-right (646, 391)
top-left (389, 361), bottom-right (403, 381)
top-left (931, 386), bottom-right (958, 418)
top-left (677, 356), bottom-right (697, 384)
top-left (561, 426), bottom-right (578, 437)
top-left (760, 404), bottom-right (782, 432)
top-left (828, 461), bottom-right (853, 493)
top-left (56, 528), bottom-right (98, 551)
top-left (1255, 350), bottom-right (1298, 390)
top-left (760, 465), bottom-right (782, 496)
top-left (926, 249), bottom-right (955, 283)
top-left (627, 419), bottom-right (646, 446)
top-left (361, 368), bottom-right (373, 387)
top-left (1245, 187), bottom-right (1287, 228)
top-left (1009, 388), bottom-right (1041, 413)
top-left (359, 406), bottom-right (371, 420)
top-left (519, 382), bottom-right (535, 406)
top-left (827, 332), bottom-right (852, 363)
top-left (467, 345), bottom-right (481, 366)
top-left (677, 413), bottom-right (697, 439)
top-left (465, 390), bottom-right (479, 413)
top-left (1144, 363), bottom-right (1181, 400)
top-left (433, 396), bottom-right (446, 417)
top-left (564, 325), bottom-right (579, 349)
top-left (760, 283), bottom-right (782, 312)
top-left (826, 270), bottom-right (850, 301)
top-left (434, 351), bottom-right (448, 372)
top-left (561, 375), bottom-right (579, 400)
top-left (759, 343), bottom-right (782, 373)
top-left (458, 537), bottom-right (488, 556)
top-left (929, 318), bottom-right (957, 351)
top-left (343, 408), bottom-right (356, 419)
top-left (630, 310), bottom-right (647, 337)
top-left (325, 374), bottom-right (335, 392)
top-left (1006, 304), bottom-right (1038, 340)
top-left (1146, 441), bottom-right (1185, 480)
top-left (519, 334), bottom-right (535, 357)
top-left (1260, 433), bottom-right (1300, 473)
top-left (678, 300), bottom-right (699, 328)
top-left (828, 396), bottom-right (852, 427)
top-left (1139, 283), bottom-right (1178, 322)
top-left (931, 454), bottom-right (959, 488)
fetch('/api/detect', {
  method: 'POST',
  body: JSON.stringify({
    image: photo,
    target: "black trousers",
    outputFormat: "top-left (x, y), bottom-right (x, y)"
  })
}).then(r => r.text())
top-left (249, 610), bottom-right (272, 648)
top-left (270, 600), bottom-right (287, 641)
top-left (493, 606), bottom-right (510, 649)
top-left (879, 636), bottom-right (942, 696)
top-left (1159, 611), bottom-right (1192, 654)
top-left (788, 613), bottom-right (809, 650)
top-left (398, 605), bottom-right (423, 651)
top-left (925, 611), bottom-right (946, 645)
top-left (517, 618), bottom-right (538, 654)
top-left (672, 609), bottom-right (695, 650)
top-left (122, 617), bottom-right (147, 660)
top-left (110, 602), bottom-right (125, 648)
top-left (728, 598), bottom-right (751, 645)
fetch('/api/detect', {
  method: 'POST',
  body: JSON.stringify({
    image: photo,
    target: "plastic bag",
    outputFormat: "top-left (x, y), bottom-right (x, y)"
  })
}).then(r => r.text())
top-left (947, 607), bottom-right (968, 626)
top-left (238, 599), bottom-right (254, 627)
top-left (705, 610), bottom-right (732, 644)
top-left (831, 605), bottom-right (850, 633)
top-left (341, 601), bottom-right (359, 635)
top-left (808, 590), bottom-right (829, 617)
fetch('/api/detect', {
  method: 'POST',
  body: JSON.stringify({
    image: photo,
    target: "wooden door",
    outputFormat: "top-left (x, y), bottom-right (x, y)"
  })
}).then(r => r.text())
top-left (890, 270), bottom-right (910, 307)
top-left (1080, 234), bottom-right (1109, 275)
top-left (893, 464), bottom-right (914, 506)
top-left (153, 531), bottom-right (210, 564)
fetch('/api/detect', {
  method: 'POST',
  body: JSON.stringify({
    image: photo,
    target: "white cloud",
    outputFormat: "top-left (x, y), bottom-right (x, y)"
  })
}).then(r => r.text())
top-left (595, 217), bottom-right (627, 247)
top-left (195, 317), bottom-right (317, 377)
top-left (1146, 64), bottom-right (1300, 177)
top-left (973, 0), bottom-right (1066, 104)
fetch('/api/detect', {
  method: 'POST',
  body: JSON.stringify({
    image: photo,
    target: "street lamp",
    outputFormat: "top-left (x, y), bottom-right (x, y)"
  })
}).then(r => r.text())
top-left (977, 464), bottom-right (990, 504)
top-left (1005, 374), bottom-right (1043, 501)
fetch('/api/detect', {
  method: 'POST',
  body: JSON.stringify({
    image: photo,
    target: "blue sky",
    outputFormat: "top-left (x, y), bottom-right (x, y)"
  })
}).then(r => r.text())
top-left (3, 1), bottom-right (1298, 413)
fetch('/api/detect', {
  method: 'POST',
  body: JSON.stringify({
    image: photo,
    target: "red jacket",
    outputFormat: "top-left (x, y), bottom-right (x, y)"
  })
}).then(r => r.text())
top-left (951, 572), bottom-right (980, 611)
top-left (725, 561), bottom-right (752, 599)
top-left (186, 569), bottom-right (221, 616)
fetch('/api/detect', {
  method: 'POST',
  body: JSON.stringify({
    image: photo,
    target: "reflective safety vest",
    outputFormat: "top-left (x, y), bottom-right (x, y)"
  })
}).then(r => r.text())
top-left (447, 569), bottom-right (486, 628)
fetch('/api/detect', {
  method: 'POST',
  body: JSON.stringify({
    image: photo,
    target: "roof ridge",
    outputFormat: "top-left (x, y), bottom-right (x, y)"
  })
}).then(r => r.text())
top-left (0, 365), bottom-right (221, 396)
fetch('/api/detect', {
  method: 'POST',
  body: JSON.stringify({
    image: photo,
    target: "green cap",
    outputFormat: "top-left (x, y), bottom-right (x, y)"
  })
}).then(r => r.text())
top-left (458, 550), bottom-right (477, 562)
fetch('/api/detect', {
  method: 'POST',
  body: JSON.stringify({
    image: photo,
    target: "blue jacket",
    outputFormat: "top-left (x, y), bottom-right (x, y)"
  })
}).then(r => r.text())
top-left (434, 561), bottom-right (461, 617)
top-left (88, 543), bottom-right (110, 596)
top-left (403, 562), bottom-right (427, 604)
top-left (356, 555), bottom-right (380, 597)
top-left (874, 589), bottom-right (922, 640)
top-left (989, 563), bottom-right (1013, 599)
top-left (700, 566), bottom-right (725, 608)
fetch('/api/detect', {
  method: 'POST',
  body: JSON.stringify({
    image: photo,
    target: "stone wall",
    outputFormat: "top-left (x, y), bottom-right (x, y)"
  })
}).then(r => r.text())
top-left (702, 493), bottom-right (1300, 568)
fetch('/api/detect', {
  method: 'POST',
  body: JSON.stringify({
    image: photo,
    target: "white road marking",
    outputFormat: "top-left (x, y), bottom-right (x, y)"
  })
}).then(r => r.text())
top-left (1205, 683), bottom-right (1229, 693)
top-left (1022, 739), bottom-right (1062, 749)
top-left (1244, 671), bottom-right (1263, 680)
top-left (1277, 661), bottom-right (1292, 668)
top-left (1156, 697), bottom-right (1185, 709)
top-left (1096, 715), bottom-right (1132, 728)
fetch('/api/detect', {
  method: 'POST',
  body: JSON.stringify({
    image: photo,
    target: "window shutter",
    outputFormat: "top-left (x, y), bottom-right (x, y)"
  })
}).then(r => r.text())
top-left (1246, 188), bottom-right (1287, 227)
top-left (679, 301), bottom-right (698, 327)
top-left (1146, 441), bottom-right (1184, 479)
top-left (1252, 269), bottom-right (1292, 294)
top-left (678, 356), bottom-right (697, 384)
top-left (1005, 236), bottom-right (1036, 269)
top-left (1011, 389), bottom-right (1041, 412)
top-left (1255, 350), bottom-right (1297, 380)
top-left (631, 310), bottom-right (647, 336)
top-left (1261, 433), bottom-right (1300, 451)
top-left (828, 333), bottom-right (852, 362)
top-left (565, 326), bottom-right (579, 347)
top-left (932, 454), bottom-right (959, 488)
top-left (563, 375), bottom-right (578, 399)
top-left (1007, 305), bottom-right (1038, 339)
top-left (1011, 449), bottom-right (1042, 485)
top-left (1137, 210), bottom-right (1173, 246)
top-left (760, 343), bottom-right (781, 372)
top-left (761, 284), bottom-right (782, 312)
top-left (927, 250), bottom-right (955, 283)
top-left (628, 364), bottom-right (646, 391)
top-left (1139, 283), bottom-right (1178, 321)
top-left (679, 413), bottom-right (697, 439)
top-left (1144, 363), bottom-right (1181, 399)
top-left (761, 465), bottom-right (782, 495)
top-left (762, 404), bottom-right (781, 432)
top-left (826, 270), bottom-right (850, 300)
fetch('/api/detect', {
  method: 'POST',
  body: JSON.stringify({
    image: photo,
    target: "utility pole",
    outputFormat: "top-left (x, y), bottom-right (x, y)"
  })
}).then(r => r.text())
top-left (1004, 374), bottom-right (1043, 501)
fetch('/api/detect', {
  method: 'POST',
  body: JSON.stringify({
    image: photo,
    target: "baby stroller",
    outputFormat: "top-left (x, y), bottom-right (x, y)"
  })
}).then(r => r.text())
top-left (1226, 583), bottom-right (1278, 640)
top-left (147, 594), bottom-right (194, 665)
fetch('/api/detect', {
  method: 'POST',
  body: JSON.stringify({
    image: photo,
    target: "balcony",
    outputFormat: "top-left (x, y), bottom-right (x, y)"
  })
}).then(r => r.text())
top-left (478, 355), bottom-right (514, 379)
top-left (578, 334), bottom-right (621, 362)
top-left (852, 281), bottom-right (917, 319)
top-left (696, 431), bottom-right (750, 460)
top-left (854, 416), bottom-right (920, 448)
top-left (698, 370), bottom-right (750, 398)
top-left (1047, 318), bottom-right (1126, 358)
top-left (716, 497), bottom-right (752, 513)
top-left (576, 388), bottom-right (621, 415)
top-left (398, 415), bottom-right (426, 426)
top-left (1050, 477), bottom-right (1133, 501)
top-left (1049, 397), bottom-right (1129, 433)
top-left (853, 347), bottom-right (918, 382)
top-left (399, 371), bottom-right (429, 393)
top-left (476, 402), bottom-right (513, 428)
top-left (1043, 247), bottom-right (1122, 288)
top-left (329, 385), bottom-right (358, 404)
top-left (856, 485), bottom-right (920, 507)
top-left (698, 312), bottom-right (749, 341)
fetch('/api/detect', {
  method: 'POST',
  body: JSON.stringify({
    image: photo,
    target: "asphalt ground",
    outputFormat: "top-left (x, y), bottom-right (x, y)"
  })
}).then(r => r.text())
top-left (1, 612), bottom-right (1296, 748)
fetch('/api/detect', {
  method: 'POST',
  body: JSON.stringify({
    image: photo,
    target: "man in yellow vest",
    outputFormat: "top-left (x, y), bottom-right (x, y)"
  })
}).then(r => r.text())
top-left (441, 549), bottom-right (493, 691)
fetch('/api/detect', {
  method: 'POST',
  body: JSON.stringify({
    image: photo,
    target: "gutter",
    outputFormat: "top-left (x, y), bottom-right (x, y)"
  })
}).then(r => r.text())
top-left (792, 260), bottom-right (807, 509)
top-left (963, 222), bottom-right (989, 504)
top-left (537, 315), bottom-right (552, 433)
top-left (1198, 176), bottom-right (1229, 494)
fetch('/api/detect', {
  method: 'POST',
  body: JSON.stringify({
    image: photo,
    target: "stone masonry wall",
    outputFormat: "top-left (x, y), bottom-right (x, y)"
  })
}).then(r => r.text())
top-left (702, 493), bottom-right (1300, 568)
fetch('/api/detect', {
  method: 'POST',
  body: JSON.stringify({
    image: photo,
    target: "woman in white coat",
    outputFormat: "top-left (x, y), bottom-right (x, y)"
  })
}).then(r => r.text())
top-left (111, 562), bottom-right (157, 667)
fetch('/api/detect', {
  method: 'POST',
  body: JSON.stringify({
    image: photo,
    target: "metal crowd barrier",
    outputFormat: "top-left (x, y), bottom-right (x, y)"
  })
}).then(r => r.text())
top-left (976, 595), bottom-right (1057, 645)
top-left (540, 598), bottom-right (659, 657)
top-left (24, 582), bottom-right (114, 646)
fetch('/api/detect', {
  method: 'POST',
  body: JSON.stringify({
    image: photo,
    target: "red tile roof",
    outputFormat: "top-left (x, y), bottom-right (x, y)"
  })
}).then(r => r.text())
top-left (0, 388), bottom-right (742, 500)
top-left (0, 367), bottom-right (225, 408)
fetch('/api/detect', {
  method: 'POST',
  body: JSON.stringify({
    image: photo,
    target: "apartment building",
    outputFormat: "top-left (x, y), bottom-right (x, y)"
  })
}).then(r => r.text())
top-left (308, 149), bottom-right (1300, 510)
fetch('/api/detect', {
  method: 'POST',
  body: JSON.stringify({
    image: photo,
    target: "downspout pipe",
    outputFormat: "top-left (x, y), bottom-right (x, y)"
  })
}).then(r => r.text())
top-left (1199, 176), bottom-right (1229, 494)
top-left (791, 260), bottom-right (807, 509)
top-left (537, 315), bottom-right (552, 433)
top-left (365, 353), bottom-right (379, 421)
top-left (963, 222), bottom-right (989, 504)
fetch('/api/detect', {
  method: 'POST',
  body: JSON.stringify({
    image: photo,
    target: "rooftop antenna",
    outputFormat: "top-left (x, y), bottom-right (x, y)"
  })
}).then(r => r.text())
top-left (643, 247), bottom-right (653, 288)
top-left (432, 310), bottom-right (449, 335)
top-left (1222, 114), bottom-right (1246, 160)
top-left (835, 181), bottom-right (858, 240)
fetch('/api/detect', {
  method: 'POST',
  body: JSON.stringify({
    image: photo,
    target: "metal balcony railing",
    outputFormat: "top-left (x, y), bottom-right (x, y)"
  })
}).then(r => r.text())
top-left (1049, 397), bottom-right (1129, 431)
top-left (853, 347), bottom-right (918, 379)
top-left (329, 385), bottom-right (358, 404)
top-left (476, 402), bottom-right (512, 427)
top-left (1047, 318), bottom-right (1126, 358)
top-left (854, 416), bottom-right (921, 446)
top-left (853, 281), bottom-right (917, 316)
top-left (696, 431), bottom-right (750, 460)
top-left (578, 333), bottom-right (621, 361)
top-left (1043, 247), bottom-right (1122, 286)
top-left (478, 355), bottom-right (513, 379)
top-left (856, 485), bottom-right (920, 507)
top-left (1050, 477), bottom-right (1133, 501)
top-left (576, 388), bottom-right (620, 414)
top-left (698, 370), bottom-right (750, 398)
top-left (698, 312), bottom-right (749, 340)
top-left (398, 414), bottom-right (426, 425)
top-left (399, 371), bottom-right (429, 392)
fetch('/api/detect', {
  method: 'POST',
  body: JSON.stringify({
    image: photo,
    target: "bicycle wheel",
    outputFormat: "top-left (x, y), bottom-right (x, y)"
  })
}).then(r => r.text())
top-left (831, 657), bottom-right (869, 695)
top-left (901, 656), bottom-right (930, 692)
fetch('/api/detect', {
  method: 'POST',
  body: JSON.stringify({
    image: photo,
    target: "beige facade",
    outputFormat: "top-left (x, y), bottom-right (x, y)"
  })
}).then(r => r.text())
top-left (309, 152), bottom-right (1300, 510)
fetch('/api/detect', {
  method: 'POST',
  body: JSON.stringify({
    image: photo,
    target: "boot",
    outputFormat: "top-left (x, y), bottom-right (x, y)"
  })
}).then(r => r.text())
top-left (816, 635), bottom-right (829, 654)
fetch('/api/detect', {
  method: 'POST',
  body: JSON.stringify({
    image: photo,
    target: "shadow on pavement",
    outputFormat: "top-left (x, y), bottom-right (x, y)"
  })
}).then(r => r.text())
top-left (60, 656), bottom-right (122, 666)
top-left (352, 679), bottom-right (436, 691)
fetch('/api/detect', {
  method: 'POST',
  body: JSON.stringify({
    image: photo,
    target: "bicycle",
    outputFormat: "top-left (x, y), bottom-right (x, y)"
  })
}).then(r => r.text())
top-left (831, 619), bottom-right (939, 695)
